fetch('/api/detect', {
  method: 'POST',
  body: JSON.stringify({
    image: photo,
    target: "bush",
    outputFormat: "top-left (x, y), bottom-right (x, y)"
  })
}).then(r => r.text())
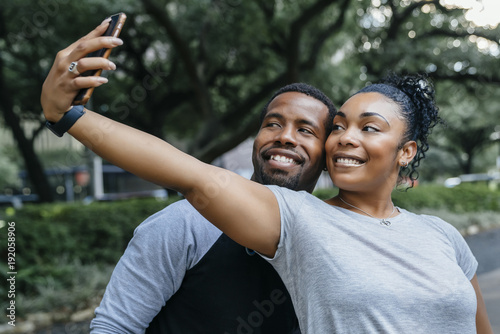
top-left (313, 183), bottom-right (500, 213)
top-left (392, 183), bottom-right (500, 212)
top-left (0, 196), bottom-right (180, 302)
top-left (312, 183), bottom-right (500, 234)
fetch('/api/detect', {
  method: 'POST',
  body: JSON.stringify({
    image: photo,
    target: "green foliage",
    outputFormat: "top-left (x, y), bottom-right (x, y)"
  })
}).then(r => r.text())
top-left (314, 183), bottom-right (500, 213)
top-left (0, 196), bottom-right (181, 299)
top-left (2, 0), bottom-right (500, 198)
top-left (392, 183), bottom-right (500, 212)
top-left (313, 183), bottom-right (500, 235)
top-left (312, 187), bottom-right (338, 200)
top-left (16, 260), bottom-right (115, 317)
top-left (408, 209), bottom-right (500, 232)
top-left (0, 146), bottom-right (21, 190)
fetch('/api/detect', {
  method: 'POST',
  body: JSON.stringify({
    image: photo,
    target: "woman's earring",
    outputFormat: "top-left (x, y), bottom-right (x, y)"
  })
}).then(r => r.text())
top-left (400, 161), bottom-right (408, 168)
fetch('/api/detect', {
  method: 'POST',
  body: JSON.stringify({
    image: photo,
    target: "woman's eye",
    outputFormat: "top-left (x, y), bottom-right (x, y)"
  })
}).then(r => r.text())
top-left (332, 124), bottom-right (344, 131)
top-left (363, 125), bottom-right (379, 132)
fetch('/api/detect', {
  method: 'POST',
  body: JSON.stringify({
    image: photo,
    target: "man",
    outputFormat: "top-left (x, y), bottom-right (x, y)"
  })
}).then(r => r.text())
top-left (89, 83), bottom-right (336, 333)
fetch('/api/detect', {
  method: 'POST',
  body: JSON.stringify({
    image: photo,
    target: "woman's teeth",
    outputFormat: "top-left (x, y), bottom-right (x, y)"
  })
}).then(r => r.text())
top-left (337, 158), bottom-right (362, 165)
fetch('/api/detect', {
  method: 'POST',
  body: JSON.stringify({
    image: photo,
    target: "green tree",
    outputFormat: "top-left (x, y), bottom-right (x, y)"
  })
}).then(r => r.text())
top-left (97, 0), bottom-right (352, 162)
top-left (434, 83), bottom-right (499, 174)
top-left (1, 0), bottom-right (499, 201)
top-left (351, 0), bottom-right (500, 177)
top-left (0, 1), bottom-right (134, 202)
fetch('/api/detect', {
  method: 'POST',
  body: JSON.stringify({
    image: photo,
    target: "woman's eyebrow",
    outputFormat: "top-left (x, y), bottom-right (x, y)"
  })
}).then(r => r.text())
top-left (360, 112), bottom-right (390, 125)
top-left (335, 111), bottom-right (389, 126)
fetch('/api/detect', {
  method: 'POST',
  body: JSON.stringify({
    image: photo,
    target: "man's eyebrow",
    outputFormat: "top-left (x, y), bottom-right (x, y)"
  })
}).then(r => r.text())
top-left (263, 112), bottom-right (285, 120)
top-left (335, 111), bottom-right (389, 126)
top-left (265, 112), bottom-right (320, 129)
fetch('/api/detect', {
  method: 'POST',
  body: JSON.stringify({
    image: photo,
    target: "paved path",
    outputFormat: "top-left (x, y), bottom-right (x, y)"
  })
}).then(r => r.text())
top-left (466, 226), bottom-right (500, 333)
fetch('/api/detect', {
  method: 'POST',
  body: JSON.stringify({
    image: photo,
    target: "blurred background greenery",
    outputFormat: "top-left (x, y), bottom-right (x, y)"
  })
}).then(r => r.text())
top-left (0, 0), bottom-right (499, 328)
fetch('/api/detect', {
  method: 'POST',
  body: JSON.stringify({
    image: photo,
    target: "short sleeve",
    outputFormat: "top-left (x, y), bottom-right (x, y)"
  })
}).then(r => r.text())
top-left (425, 215), bottom-right (478, 280)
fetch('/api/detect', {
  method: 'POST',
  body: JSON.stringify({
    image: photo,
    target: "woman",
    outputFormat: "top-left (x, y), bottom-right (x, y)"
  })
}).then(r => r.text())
top-left (41, 21), bottom-right (492, 333)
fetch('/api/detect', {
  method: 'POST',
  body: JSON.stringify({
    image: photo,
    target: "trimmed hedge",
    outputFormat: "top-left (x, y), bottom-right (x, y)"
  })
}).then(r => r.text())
top-left (0, 196), bottom-right (180, 298)
top-left (313, 183), bottom-right (500, 213)
top-left (392, 183), bottom-right (500, 213)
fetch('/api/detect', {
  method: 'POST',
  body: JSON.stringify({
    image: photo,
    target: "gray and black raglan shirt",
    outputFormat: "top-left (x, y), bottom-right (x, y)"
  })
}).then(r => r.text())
top-left (90, 199), bottom-right (299, 334)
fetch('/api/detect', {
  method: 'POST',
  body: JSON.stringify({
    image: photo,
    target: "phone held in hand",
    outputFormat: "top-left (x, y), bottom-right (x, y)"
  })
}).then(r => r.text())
top-left (72, 12), bottom-right (127, 106)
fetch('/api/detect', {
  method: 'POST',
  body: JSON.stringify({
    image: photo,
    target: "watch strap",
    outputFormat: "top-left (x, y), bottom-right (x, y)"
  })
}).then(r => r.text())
top-left (45, 105), bottom-right (86, 137)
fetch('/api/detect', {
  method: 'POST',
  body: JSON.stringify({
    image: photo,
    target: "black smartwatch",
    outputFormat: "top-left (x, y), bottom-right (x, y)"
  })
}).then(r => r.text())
top-left (45, 105), bottom-right (86, 137)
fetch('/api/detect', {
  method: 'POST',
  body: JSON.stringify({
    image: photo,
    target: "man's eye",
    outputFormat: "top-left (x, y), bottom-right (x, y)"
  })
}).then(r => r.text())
top-left (265, 122), bottom-right (280, 128)
top-left (299, 128), bottom-right (313, 135)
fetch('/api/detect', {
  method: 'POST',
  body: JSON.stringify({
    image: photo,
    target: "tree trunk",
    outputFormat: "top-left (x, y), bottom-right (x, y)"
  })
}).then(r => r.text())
top-left (0, 107), bottom-right (54, 203)
top-left (0, 54), bottom-right (53, 202)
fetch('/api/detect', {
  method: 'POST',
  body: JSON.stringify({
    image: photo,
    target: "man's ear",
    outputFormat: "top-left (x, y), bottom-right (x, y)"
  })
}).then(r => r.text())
top-left (399, 140), bottom-right (417, 166)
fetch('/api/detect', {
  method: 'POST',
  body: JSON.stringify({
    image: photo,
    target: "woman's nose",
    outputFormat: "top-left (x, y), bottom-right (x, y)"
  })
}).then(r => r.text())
top-left (338, 127), bottom-right (359, 147)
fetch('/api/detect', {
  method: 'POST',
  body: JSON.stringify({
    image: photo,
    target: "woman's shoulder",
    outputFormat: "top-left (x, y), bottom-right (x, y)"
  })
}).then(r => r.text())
top-left (398, 208), bottom-right (463, 237)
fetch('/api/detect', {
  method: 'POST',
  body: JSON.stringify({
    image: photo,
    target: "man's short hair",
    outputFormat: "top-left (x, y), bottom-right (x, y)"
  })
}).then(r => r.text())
top-left (260, 83), bottom-right (337, 135)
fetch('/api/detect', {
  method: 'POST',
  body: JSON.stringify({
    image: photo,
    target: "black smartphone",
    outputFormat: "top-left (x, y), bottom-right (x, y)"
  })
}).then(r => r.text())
top-left (73, 12), bottom-right (127, 105)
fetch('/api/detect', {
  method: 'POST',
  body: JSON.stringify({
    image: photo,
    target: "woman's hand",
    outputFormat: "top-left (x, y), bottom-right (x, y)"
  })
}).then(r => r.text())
top-left (40, 18), bottom-right (122, 122)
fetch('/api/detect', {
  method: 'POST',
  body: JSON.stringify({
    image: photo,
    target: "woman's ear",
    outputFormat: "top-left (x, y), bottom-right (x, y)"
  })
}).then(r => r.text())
top-left (398, 140), bottom-right (417, 167)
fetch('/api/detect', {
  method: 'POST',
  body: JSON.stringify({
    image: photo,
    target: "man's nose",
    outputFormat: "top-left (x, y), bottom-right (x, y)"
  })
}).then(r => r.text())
top-left (275, 126), bottom-right (298, 146)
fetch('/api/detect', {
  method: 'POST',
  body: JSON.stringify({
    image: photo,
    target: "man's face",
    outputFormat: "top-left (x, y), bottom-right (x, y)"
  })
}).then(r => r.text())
top-left (251, 92), bottom-right (329, 193)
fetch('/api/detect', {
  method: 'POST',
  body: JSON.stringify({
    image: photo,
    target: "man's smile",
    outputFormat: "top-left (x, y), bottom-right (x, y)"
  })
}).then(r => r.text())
top-left (262, 148), bottom-right (304, 169)
top-left (270, 154), bottom-right (299, 165)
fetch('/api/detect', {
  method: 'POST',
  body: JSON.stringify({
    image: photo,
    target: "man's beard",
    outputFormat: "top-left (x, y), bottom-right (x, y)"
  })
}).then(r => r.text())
top-left (258, 167), bottom-right (301, 190)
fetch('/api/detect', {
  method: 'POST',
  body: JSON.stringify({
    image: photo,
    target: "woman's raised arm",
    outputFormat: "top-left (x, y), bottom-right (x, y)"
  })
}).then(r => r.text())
top-left (41, 22), bottom-right (281, 257)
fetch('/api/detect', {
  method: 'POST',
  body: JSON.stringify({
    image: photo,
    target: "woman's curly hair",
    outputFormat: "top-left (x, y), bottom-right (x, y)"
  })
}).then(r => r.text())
top-left (356, 73), bottom-right (442, 189)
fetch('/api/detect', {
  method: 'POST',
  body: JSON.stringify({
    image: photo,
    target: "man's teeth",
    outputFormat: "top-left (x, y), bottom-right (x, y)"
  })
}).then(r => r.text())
top-left (337, 158), bottom-right (362, 165)
top-left (271, 155), bottom-right (296, 164)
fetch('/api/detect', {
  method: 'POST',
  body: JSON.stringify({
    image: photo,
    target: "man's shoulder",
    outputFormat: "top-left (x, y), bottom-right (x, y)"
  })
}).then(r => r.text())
top-left (136, 199), bottom-right (222, 238)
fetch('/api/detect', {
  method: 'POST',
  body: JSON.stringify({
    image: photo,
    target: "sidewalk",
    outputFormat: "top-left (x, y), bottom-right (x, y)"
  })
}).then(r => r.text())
top-left (478, 267), bottom-right (500, 333)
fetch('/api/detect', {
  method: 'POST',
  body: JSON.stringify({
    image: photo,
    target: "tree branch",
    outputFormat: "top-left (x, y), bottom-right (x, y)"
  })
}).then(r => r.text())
top-left (255, 0), bottom-right (275, 21)
top-left (387, 0), bottom-right (441, 39)
top-left (416, 28), bottom-right (499, 44)
top-left (192, 72), bottom-right (290, 161)
top-left (303, 0), bottom-right (351, 70)
top-left (430, 71), bottom-right (500, 85)
top-left (286, 0), bottom-right (339, 82)
top-left (140, 0), bottom-right (212, 118)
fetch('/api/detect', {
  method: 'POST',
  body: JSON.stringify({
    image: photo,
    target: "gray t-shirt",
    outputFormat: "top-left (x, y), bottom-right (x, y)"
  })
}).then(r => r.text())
top-left (262, 186), bottom-right (478, 334)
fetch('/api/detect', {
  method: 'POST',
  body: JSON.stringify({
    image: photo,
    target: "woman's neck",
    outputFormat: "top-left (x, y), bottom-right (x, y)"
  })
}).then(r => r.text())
top-left (326, 190), bottom-right (397, 219)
